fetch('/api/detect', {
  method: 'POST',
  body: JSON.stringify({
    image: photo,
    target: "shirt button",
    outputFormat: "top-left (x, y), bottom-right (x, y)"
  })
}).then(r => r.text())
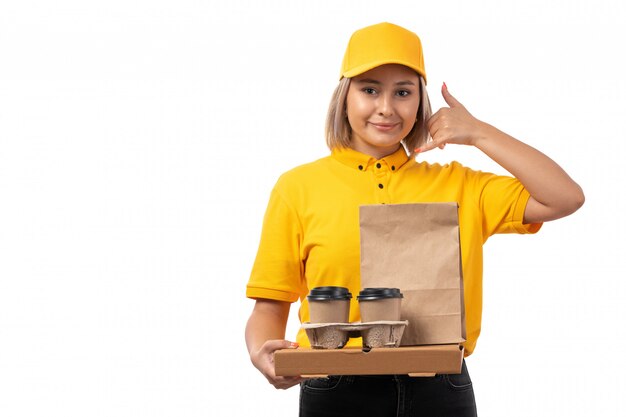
top-left (376, 163), bottom-right (381, 169)
top-left (378, 184), bottom-right (384, 189)
top-left (358, 165), bottom-right (363, 170)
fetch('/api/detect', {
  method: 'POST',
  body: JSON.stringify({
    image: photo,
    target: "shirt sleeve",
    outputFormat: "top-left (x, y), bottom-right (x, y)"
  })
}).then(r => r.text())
top-left (246, 182), bottom-right (306, 302)
top-left (470, 169), bottom-right (543, 238)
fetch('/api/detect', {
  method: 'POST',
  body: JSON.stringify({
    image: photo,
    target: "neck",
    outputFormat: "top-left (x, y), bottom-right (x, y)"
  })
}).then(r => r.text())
top-left (350, 143), bottom-right (403, 160)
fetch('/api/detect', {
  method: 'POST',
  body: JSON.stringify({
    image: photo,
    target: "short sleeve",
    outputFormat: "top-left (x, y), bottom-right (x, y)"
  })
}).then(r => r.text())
top-left (246, 184), bottom-right (306, 302)
top-left (473, 171), bottom-right (543, 238)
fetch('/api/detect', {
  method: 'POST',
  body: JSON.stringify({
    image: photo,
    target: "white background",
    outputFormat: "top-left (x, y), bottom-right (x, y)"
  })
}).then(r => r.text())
top-left (1, 1), bottom-right (624, 416)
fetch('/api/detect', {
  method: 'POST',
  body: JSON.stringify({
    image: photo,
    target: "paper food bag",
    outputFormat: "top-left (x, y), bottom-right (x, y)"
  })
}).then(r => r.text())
top-left (359, 203), bottom-right (466, 346)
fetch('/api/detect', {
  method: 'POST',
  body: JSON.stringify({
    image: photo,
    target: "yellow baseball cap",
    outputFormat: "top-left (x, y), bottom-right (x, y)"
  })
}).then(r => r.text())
top-left (340, 22), bottom-right (427, 83)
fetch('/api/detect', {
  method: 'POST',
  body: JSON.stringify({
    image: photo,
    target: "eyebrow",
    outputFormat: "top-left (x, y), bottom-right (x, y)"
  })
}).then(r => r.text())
top-left (355, 78), bottom-right (416, 86)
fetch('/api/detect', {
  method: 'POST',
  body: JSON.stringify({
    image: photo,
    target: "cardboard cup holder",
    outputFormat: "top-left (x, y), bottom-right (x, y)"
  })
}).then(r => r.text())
top-left (302, 320), bottom-right (408, 349)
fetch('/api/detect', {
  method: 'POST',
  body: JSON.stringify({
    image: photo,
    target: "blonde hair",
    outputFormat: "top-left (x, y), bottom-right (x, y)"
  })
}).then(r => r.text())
top-left (325, 75), bottom-right (431, 156)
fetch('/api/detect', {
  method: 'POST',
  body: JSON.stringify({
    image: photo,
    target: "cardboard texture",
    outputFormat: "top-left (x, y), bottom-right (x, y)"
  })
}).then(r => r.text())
top-left (302, 321), bottom-right (407, 349)
top-left (273, 203), bottom-right (466, 376)
top-left (359, 203), bottom-right (466, 346)
top-left (275, 345), bottom-right (464, 376)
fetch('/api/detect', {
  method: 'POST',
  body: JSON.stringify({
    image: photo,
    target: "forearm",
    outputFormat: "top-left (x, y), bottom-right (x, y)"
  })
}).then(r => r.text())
top-left (245, 299), bottom-right (290, 355)
top-left (473, 122), bottom-right (585, 222)
top-left (245, 299), bottom-right (302, 389)
top-left (425, 84), bottom-right (584, 223)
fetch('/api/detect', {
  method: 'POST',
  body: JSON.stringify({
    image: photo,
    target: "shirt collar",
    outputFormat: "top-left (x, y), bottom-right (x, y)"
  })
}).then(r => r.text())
top-left (331, 146), bottom-right (410, 172)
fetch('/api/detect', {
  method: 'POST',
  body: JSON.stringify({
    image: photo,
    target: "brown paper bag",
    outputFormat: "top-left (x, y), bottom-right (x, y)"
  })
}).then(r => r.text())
top-left (359, 203), bottom-right (466, 346)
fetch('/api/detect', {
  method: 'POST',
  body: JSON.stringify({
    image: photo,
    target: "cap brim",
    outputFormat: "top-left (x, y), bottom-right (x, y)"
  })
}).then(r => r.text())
top-left (342, 60), bottom-right (427, 84)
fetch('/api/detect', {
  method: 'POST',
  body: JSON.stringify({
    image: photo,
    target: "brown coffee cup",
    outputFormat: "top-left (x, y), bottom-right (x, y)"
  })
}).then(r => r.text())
top-left (357, 288), bottom-right (403, 322)
top-left (307, 286), bottom-right (352, 323)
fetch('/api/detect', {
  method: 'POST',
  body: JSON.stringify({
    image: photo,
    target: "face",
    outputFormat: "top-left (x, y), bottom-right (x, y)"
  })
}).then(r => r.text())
top-left (346, 64), bottom-right (421, 159)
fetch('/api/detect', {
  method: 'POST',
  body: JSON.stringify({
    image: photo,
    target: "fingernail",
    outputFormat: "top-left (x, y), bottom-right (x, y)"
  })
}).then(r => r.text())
top-left (414, 148), bottom-right (421, 153)
top-left (443, 82), bottom-right (448, 90)
top-left (290, 342), bottom-right (299, 348)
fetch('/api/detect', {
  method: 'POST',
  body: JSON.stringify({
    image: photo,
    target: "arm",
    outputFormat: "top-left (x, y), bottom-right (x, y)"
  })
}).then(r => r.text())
top-left (419, 83), bottom-right (585, 223)
top-left (245, 299), bottom-right (303, 389)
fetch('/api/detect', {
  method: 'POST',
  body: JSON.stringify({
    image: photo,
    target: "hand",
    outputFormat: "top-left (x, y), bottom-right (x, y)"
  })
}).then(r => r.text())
top-left (250, 339), bottom-right (304, 390)
top-left (416, 83), bottom-right (485, 153)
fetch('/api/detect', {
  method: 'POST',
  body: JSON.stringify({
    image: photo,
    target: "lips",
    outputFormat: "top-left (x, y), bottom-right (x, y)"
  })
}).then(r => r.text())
top-left (369, 122), bottom-right (399, 131)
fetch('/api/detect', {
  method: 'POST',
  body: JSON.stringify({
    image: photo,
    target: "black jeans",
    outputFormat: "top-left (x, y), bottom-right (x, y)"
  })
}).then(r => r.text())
top-left (299, 360), bottom-right (477, 417)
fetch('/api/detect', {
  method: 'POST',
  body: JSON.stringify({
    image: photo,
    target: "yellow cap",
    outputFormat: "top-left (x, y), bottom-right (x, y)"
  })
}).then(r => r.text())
top-left (340, 22), bottom-right (427, 83)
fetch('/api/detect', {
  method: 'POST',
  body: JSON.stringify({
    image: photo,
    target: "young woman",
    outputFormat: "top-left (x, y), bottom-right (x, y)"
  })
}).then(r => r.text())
top-left (245, 22), bottom-right (584, 416)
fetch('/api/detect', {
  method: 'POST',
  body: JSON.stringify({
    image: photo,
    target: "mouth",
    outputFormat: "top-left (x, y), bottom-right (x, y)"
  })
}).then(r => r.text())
top-left (369, 122), bottom-right (399, 131)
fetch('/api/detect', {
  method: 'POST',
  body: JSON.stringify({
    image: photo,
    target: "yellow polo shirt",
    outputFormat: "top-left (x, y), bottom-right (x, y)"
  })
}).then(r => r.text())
top-left (246, 146), bottom-right (541, 355)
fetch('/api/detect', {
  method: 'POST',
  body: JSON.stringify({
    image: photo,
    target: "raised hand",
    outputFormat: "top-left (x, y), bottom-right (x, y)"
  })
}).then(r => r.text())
top-left (416, 83), bottom-right (485, 153)
top-left (413, 82), bottom-right (584, 223)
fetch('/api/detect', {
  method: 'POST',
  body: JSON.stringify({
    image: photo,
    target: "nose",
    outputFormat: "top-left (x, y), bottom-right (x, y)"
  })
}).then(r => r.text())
top-left (377, 93), bottom-right (393, 117)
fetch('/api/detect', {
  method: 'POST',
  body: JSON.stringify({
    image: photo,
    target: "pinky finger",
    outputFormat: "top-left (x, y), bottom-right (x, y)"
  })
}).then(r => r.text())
top-left (275, 376), bottom-right (305, 390)
top-left (414, 141), bottom-right (437, 154)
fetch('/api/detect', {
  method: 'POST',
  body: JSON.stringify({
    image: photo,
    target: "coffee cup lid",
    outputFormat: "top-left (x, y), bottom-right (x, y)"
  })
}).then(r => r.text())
top-left (307, 286), bottom-right (352, 301)
top-left (357, 287), bottom-right (403, 301)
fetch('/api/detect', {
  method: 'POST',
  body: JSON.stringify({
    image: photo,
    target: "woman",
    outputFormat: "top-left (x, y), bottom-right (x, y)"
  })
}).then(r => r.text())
top-left (245, 22), bottom-right (584, 416)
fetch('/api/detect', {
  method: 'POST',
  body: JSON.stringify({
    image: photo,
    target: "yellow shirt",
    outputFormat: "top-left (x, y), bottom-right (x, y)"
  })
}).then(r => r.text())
top-left (246, 146), bottom-right (541, 355)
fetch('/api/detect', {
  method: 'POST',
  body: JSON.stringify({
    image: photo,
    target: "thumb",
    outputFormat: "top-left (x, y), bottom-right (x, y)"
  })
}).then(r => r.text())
top-left (263, 339), bottom-right (299, 353)
top-left (442, 82), bottom-right (463, 108)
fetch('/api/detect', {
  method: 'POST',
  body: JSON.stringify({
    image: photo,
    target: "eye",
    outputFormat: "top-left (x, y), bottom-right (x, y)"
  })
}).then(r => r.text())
top-left (362, 87), bottom-right (377, 95)
top-left (396, 89), bottom-right (411, 97)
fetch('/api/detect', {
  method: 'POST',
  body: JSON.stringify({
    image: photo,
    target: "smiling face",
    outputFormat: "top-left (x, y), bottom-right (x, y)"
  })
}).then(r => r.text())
top-left (346, 64), bottom-right (421, 159)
